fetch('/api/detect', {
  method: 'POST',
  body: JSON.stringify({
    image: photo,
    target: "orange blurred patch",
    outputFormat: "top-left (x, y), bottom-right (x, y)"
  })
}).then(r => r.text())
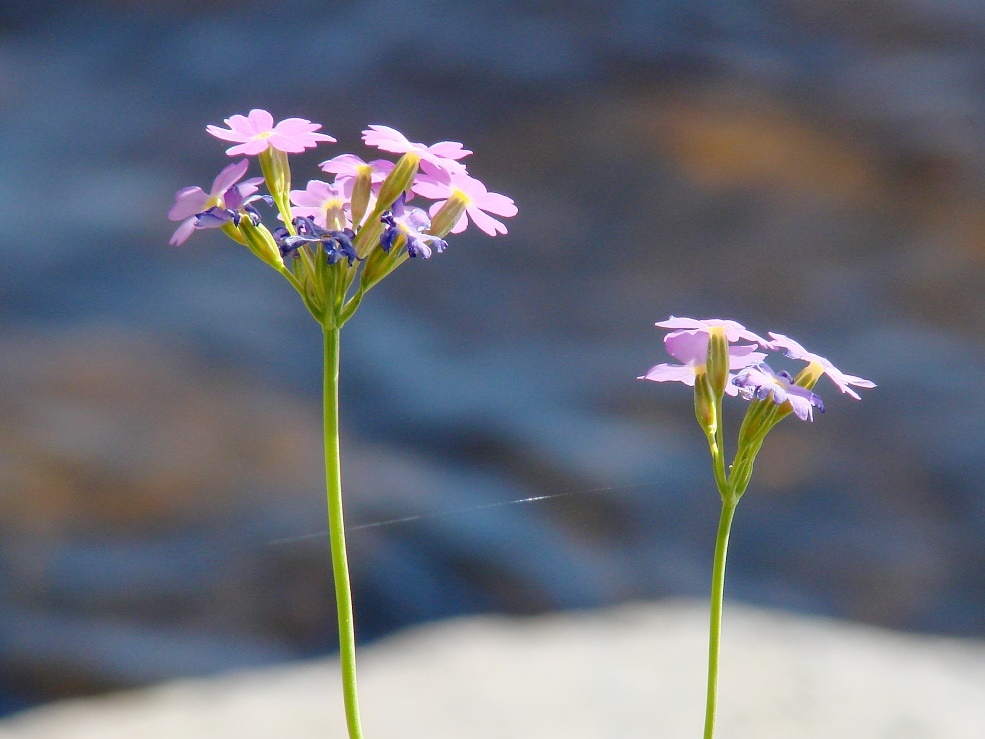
top-left (639, 90), bottom-right (881, 203)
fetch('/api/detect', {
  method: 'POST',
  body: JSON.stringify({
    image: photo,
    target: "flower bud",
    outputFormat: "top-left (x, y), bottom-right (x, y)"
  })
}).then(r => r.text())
top-left (794, 361), bottom-right (823, 391)
top-left (693, 370), bottom-right (718, 437)
top-left (705, 326), bottom-right (729, 400)
top-left (359, 243), bottom-right (400, 293)
top-left (374, 153), bottom-right (420, 213)
top-left (258, 148), bottom-right (292, 205)
top-left (220, 221), bottom-right (248, 246)
top-left (428, 192), bottom-right (469, 239)
top-left (349, 165), bottom-right (373, 227)
top-left (239, 218), bottom-right (285, 271)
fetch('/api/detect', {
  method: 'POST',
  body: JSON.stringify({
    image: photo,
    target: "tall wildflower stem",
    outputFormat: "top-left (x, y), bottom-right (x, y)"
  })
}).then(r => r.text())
top-left (322, 326), bottom-right (364, 739)
top-left (172, 113), bottom-right (517, 739)
top-left (703, 495), bottom-right (737, 739)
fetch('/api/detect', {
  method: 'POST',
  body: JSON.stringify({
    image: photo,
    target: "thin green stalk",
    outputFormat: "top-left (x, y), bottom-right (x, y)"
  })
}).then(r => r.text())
top-left (323, 327), bottom-right (365, 739)
top-left (703, 498), bottom-right (737, 739)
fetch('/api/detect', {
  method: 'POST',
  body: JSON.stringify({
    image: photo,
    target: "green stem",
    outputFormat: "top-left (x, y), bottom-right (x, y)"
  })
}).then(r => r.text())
top-left (703, 498), bottom-right (737, 739)
top-left (704, 428), bottom-right (728, 495)
top-left (323, 327), bottom-right (365, 739)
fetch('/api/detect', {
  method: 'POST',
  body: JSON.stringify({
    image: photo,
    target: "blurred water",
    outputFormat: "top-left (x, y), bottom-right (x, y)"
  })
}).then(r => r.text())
top-left (2, 0), bottom-right (985, 713)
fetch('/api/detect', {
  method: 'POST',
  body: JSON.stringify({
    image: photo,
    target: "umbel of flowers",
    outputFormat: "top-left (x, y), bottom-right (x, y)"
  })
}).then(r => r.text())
top-left (640, 316), bottom-right (874, 739)
top-left (168, 110), bottom-right (515, 739)
top-left (169, 110), bottom-right (516, 328)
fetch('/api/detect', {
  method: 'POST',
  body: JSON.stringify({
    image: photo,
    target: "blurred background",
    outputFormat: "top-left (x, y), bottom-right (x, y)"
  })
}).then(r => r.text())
top-left (1, 0), bottom-right (983, 716)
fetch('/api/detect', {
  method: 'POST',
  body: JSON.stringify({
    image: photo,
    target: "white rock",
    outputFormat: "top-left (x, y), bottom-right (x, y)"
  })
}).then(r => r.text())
top-left (1, 600), bottom-right (983, 739)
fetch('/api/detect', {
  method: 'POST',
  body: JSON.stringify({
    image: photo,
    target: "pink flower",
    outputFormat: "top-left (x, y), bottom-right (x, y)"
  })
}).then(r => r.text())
top-left (167, 159), bottom-right (262, 245)
top-left (640, 327), bottom-right (767, 396)
top-left (290, 180), bottom-right (350, 230)
top-left (207, 109), bottom-right (335, 156)
top-left (361, 125), bottom-right (471, 174)
top-left (768, 332), bottom-right (876, 400)
top-left (656, 317), bottom-right (770, 347)
top-left (413, 171), bottom-right (517, 237)
top-left (319, 153), bottom-right (394, 186)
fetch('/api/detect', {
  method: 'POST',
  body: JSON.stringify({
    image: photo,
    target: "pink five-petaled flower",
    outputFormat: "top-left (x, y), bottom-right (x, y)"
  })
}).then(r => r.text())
top-left (361, 125), bottom-right (471, 174)
top-left (732, 363), bottom-right (825, 421)
top-left (167, 159), bottom-right (262, 246)
top-left (207, 109), bottom-right (336, 156)
top-left (639, 324), bottom-right (767, 396)
top-left (319, 153), bottom-right (395, 187)
top-left (412, 170), bottom-right (517, 237)
top-left (290, 180), bottom-right (351, 230)
top-left (768, 333), bottom-right (876, 400)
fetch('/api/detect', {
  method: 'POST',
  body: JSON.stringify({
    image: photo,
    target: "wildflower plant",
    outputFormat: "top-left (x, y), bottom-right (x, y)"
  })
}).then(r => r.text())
top-left (640, 316), bottom-right (874, 739)
top-left (168, 109), bottom-right (516, 739)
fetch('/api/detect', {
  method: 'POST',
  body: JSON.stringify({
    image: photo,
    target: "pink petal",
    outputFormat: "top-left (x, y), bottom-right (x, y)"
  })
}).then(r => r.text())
top-left (368, 160), bottom-right (395, 180)
top-left (210, 159), bottom-right (250, 196)
top-left (428, 141), bottom-right (472, 159)
top-left (842, 374), bottom-right (876, 389)
top-left (225, 139), bottom-right (270, 156)
top-left (362, 125), bottom-right (410, 150)
top-left (168, 187), bottom-right (210, 220)
top-left (729, 347), bottom-right (768, 369)
top-left (205, 124), bottom-right (251, 143)
top-left (422, 156), bottom-right (467, 175)
top-left (273, 117), bottom-right (319, 133)
top-left (320, 153), bottom-right (365, 175)
top-left (454, 174), bottom-right (487, 198)
top-left (657, 317), bottom-right (768, 346)
top-left (245, 109), bottom-right (275, 133)
top-left (639, 363), bottom-right (697, 386)
top-left (664, 329), bottom-right (709, 365)
top-left (290, 191), bottom-right (320, 208)
top-left (413, 178), bottom-right (451, 199)
top-left (448, 211), bottom-right (469, 234)
top-left (169, 218), bottom-right (197, 246)
top-left (290, 180), bottom-right (334, 207)
top-left (468, 206), bottom-right (508, 236)
top-left (475, 191), bottom-right (517, 217)
top-left (265, 133), bottom-right (309, 153)
top-left (768, 332), bottom-right (807, 357)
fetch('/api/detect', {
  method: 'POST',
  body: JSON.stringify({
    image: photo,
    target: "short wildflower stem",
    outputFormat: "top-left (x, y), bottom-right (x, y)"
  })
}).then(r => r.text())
top-left (714, 402), bottom-right (728, 493)
top-left (704, 428), bottom-right (728, 495)
top-left (703, 497), bottom-right (737, 739)
top-left (703, 396), bottom-right (729, 496)
top-left (322, 326), bottom-right (365, 739)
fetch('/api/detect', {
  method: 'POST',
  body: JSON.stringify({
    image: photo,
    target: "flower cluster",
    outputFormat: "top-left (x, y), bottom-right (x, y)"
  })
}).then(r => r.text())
top-left (643, 319), bottom-right (875, 739)
top-left (167, 109), bottom-right (517, 328)
top-left (640, 316), bottom-right (874, 421)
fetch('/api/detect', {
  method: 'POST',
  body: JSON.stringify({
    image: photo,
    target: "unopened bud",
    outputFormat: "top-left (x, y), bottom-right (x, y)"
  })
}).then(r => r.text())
top-left (429, 192), bottom-right (468, 238)
top-left (258, 148), bottom-right (292, 204)
top-left (350, 166), bottom-right (373, 227)
top-left (239, 218), bottom-right (285, 271)
top-left (794, 361), bottom-right (823, 391)
top-left (693, 370), bottom-right (718, 437)
top-left (375, 153), bottom-right (420, 213)
top-left (705, 327), bottom-right (729, 399)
